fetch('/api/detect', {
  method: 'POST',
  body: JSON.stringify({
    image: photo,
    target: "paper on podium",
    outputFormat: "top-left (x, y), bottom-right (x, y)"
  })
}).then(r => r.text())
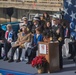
top-left (39, 44), bottom-right (46, 54)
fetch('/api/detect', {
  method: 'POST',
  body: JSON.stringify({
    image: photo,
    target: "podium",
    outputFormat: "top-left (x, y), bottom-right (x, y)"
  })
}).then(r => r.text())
top-left (38, 42), bottom-right (60, 73)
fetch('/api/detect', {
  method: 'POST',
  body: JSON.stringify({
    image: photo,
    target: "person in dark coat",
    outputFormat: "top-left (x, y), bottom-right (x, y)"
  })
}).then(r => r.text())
top-left (68, 31), bottom-right (76, 59)
top-left (43, 21), bottom-right (52, 37)
top-left (61, 22), bottom-right (71, 57)
top-left (73, 42), bottom-right (76, 73)
top-left (43, 12), bottom-right (50, 22)
top-left (61, 22), bottom-right (70, 40)
top-left (0, 26), bottom-right (5, 59)
top-left (52, 18), bottom-right (63, 41)
top-left (52, 17), bottom-right (63, 69)
top-left (19, 17), bottom-right (32, 32)
top-left (31, 17), bottom-right (40, 34)
top-left (68, 40), bottom-right (76, 59)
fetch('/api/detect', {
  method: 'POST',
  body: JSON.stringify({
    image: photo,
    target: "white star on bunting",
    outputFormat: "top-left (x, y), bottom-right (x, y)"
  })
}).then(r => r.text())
top-left (70, 11), bottom-right (76, 21)
top-left (70, 22), bottom-right (73, 29)
top-left (74, 5), bottom-right (76, 7)
top-left (66, 0), bottom-right (72, 6)
top-left (74, 1), bottom-right (76, 7)
top-left (64, 8), bottom-right (68, 15)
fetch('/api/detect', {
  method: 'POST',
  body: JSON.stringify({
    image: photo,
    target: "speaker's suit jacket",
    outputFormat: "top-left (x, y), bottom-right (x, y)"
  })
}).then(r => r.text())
top-left (52, 25), bottom-right (63, 41)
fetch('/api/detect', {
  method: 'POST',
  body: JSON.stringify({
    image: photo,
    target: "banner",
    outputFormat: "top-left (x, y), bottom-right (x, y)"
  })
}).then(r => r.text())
top-left (64, 0), bottom-right (76, 40)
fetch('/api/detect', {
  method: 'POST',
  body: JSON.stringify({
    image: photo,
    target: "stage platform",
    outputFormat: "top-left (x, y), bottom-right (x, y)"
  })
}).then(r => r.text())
top-left (0, 58), bottom-right (76, 75)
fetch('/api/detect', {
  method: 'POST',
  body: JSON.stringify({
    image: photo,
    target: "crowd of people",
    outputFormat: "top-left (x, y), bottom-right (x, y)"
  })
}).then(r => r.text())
top-left (0, 12), bottom-right (76, 70)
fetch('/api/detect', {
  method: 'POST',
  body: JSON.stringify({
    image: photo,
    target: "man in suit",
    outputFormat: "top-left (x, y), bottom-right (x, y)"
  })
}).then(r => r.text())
top-left (0, 26), bottom-right (5, 59)
top-left (3, 24), bottom-right (17, 61)
top-left (19, 17), bottom-right (32, 32)
top-left (8, 26), bottom-right (31, 62)
top-left (31, 17), bottom-right (40, 34)
top-left (0, 24), bottom-right (17, 61)
top-left (52, 17), bottom-right (63, 69)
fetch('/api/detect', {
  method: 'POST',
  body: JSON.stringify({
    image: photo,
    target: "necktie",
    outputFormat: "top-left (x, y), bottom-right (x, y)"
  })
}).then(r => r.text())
top-left (65, 28), bottom-right (68, 37)
top-left (5, 31), bottom-right (9, 39)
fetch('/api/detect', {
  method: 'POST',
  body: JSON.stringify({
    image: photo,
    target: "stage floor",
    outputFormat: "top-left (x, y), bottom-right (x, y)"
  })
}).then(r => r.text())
top-left (0, 58), bottom-right (76, 75)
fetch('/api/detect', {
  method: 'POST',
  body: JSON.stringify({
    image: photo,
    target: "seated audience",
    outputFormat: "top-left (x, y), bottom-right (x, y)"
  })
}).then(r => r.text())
top-left (8, 26), bottom-right (31, 62)
top-left (19, 17), bottom-right (32, 32)
top-left (43, 21), bottom-right (52, 38)
top-left (0, 27), bottom-right (5, 59)
top-left (31, 17), bottom-right (40, 34)
top-left (25, 27), bottom-right (43, 64)
top-left (3, 24), bottom-right (17, 61)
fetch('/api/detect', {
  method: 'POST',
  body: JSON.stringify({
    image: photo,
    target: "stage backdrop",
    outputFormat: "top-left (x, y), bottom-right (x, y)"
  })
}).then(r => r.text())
top-left (64, 0), bottom-right (76, 40)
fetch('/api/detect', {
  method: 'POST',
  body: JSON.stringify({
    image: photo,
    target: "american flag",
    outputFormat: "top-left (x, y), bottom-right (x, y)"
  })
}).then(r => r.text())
top-left (64, 0), bottom-right (76, 40)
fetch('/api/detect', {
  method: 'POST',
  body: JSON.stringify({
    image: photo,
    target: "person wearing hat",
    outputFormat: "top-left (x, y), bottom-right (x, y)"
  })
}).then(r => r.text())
top-left (52, 17), bottom-right (63, 69)
top-left (19, 17), bottom-right (32, 32)
top-left (8, 26), bottom-right (31, 62)
top-left (34, 13), bottom-right (40, 20)
top-left (31, 17), bottom-right (40, 34)
top-left (52, 17), bottom-right (61, 41)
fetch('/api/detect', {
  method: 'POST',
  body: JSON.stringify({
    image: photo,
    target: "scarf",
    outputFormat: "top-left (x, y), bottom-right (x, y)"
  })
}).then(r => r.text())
top-left (5, 30), bottom-right (13, 42)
